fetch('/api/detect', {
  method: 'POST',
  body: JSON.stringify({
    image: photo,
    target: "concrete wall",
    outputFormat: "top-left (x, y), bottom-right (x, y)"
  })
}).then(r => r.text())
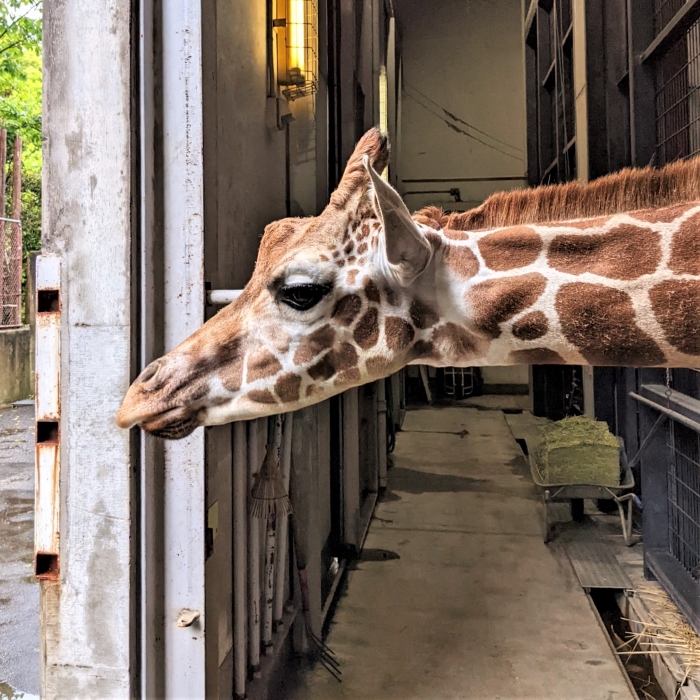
top-left (396, 0), bottom-right (528, 211)
top-left (397, 0), bottom-right (530, 391)
top-left (0, 327), bottom-right (32, 404)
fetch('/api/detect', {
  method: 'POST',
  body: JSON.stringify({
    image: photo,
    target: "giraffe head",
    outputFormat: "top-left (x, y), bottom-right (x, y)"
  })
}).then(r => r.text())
top-left (116, 128), bottom-right (441, 438)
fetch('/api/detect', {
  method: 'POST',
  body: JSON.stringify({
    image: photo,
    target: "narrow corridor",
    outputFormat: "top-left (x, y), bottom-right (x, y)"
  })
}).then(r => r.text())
top-left (284, 402), bottom-right (635, 700)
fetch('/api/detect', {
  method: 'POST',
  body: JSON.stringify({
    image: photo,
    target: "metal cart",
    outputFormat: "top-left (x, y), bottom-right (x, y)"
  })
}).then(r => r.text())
top-left (526, 437), bottom-right (636, 546)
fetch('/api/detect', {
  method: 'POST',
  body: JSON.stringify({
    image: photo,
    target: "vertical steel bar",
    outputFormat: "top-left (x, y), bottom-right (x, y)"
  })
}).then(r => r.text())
top-left (233, 421), bottom-right (248, 698)
top-left (10, 136), bottom-right (21, 325)
top-left (161, 0), bottom-right (206, 695)
top-left (274, 412), bottom-right (294, 625)
top-left (377, 380), bottom-right (388, 489)
top-left (262, 415), bottom-right (283, 652)
top-left (343, 388), bottom-right (360, 548)
top-left (247, 418), bottom-right (261, 677)
top-left (138, 0), bottom-right (162, 694)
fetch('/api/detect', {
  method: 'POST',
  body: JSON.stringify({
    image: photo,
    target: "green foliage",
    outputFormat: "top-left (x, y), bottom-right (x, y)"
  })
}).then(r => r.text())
top-left (0, 2), bottom-right (42, 321)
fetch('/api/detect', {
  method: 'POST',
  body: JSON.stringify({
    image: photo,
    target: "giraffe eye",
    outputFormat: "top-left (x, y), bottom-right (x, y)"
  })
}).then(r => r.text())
top-left (279, 283), bottom-right (331, 311)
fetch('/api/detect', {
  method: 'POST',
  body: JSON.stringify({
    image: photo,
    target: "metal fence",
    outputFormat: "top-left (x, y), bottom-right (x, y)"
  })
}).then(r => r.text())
top-left (1, 216), bottom-right (22, 327)
top-left (655, 18), bottom-right (700, 163)
top-left (654, 0), bottom-right (688, 34)
top-left (668, 420), bottom-right (700, 580)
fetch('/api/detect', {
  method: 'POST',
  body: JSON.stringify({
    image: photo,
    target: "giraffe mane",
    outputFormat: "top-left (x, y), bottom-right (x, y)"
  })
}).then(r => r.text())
top-left (414, 156), bottom-right (700, 231)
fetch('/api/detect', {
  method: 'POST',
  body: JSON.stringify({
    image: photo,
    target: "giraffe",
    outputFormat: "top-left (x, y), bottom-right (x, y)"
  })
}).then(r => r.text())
top-left (117, 127), bottom-right (700, 439)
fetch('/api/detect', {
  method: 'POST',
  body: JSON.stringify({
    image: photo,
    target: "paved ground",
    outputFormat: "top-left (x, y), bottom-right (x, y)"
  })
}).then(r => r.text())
top-left (282, 404), bottom-right (636, 700)
top-left (0, 404), bottom-right (39, 699)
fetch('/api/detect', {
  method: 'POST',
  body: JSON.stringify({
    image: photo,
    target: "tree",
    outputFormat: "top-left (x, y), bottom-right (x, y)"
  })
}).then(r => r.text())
top-left (0, 1), bottom-right (42, 319)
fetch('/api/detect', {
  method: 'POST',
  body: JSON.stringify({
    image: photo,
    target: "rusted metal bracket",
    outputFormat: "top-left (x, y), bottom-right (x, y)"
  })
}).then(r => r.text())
top-left (34, 255), bottom-right (61, 580)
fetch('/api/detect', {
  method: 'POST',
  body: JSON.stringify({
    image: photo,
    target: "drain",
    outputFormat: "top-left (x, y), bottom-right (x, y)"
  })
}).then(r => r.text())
top-left (590, 589), bottom-right (666, 699)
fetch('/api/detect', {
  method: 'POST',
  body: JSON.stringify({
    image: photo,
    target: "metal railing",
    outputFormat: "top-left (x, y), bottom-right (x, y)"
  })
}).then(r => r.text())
top-left (0, 216), bottom-right (22, 327)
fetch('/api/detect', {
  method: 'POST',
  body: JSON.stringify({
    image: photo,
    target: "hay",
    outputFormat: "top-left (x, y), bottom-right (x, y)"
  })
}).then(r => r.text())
top-left (535, 415), bottom-right (621, 486)
top-left (618, 585), bottom-right (700, 694)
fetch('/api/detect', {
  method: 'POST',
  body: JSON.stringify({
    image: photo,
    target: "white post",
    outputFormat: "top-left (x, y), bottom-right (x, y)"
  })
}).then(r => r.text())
top-left (161, 0), bottom-right (206, 696)
top-left (274, 412), bottom-right (295, 625)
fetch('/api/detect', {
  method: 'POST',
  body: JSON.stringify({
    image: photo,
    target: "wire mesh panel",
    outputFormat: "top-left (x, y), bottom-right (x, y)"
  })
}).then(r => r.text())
top-left (1, 216), bottom-right (22, 327)
top-left (668, 421), bottom-right (700, 579)
top-left (654, 0), bottom-right (688, 34)
top-left (655, 18), bottom-right (700, 164)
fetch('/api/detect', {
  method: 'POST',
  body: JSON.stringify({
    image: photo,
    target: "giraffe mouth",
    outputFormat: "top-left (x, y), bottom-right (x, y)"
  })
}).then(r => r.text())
top-left (140, 407), bottom-right (200, 440)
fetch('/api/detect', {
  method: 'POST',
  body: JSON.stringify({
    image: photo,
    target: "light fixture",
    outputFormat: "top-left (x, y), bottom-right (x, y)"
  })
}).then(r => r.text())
top-left (273, 0), bottom-right (318, 101)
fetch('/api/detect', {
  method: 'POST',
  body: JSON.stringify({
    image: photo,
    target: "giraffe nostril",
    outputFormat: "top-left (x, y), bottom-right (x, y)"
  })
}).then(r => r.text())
top-left (138, 360), bottom-right (162, 386)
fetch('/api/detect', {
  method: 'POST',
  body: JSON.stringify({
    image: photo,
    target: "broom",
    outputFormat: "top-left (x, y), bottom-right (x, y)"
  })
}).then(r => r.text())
top-left (251, 419), bottom-right (292, 520)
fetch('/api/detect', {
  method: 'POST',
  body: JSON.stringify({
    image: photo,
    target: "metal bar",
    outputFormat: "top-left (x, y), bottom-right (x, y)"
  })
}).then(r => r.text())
top-left (262, 415), bottom-right (283, 652)
top-left (630, 392), bottom-right (700, 433)
top-left (642, 0), bottom-right (700, 62)
top-left (401, 176), bottom-right (525, 183)
top-left (233, 421), bottom-right (248, 698)
top-left (208, 288), bottom-right (244, 305)
top-left (274, 412), bottom-right (294, 626)
top-left (161, 0), bottom-right (206, 694)
top-left (377, 379), bottom-right (388, 489)
top-left (628, 413), bottom-right (669, 468)
top-left (343, 388), bottom-right (361, 549)
top-left (34, 255), bottom-right (61, 578)
top-left (138, 0), bottom-right (162, 694)
top-left (247, 418), bottom-right (261, 677)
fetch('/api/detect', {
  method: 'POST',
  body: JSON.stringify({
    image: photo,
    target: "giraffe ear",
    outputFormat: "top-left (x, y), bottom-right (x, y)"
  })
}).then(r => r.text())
top-left (363, 156), bottom-right (433, 287)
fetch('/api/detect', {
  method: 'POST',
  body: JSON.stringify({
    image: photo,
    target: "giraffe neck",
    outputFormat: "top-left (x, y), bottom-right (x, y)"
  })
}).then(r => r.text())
top-left (414, 203), bottom-right (700, 369)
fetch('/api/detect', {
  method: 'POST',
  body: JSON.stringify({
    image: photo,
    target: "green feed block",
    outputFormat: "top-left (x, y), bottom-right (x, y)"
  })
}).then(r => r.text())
top-left (535, 415), bottom-right (621, 487)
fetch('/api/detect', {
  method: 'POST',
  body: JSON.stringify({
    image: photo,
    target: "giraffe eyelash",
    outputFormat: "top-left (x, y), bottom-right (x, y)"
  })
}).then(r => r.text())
top-left (278, 283), bottom-right (333, 312)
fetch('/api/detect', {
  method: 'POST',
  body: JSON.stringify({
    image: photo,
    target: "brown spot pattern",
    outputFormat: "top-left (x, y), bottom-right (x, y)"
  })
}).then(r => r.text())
top-left (357, 242), bottom-right (368, 255)
top-left (346, 269), bottom-right (359, 285)
top-left (443, 229), bottom-right (469, 241)
top-left (669, 211), bottom-right (700, 275)
top-left (549, 224), bottom-right (661, 280)
top-left (649, 280), bottom-right (700, 356)
top-left (332, 295), bottom-right (362, 325)
top-left (364, 278), bottom-right (381, 303)
top-left (220, 358), bottom-right (244, 393)
top-left (354, 308), bottom-right (380, 349)
top-left (385, 316), bottom-right (415, 351)
top-left (470, 273), bottom-right (547, 338)
top-left (383, 285), bottom-right (399, 307)
top-left (556, 283), bottom-right (666, 365)
top-left (247, 350), bottom-right (282, 382)
top-left (409, 340), bottom-right (435, 360)
top-left (365, 354), bottom-right (390, 377)
top-left (344, 240), bottom-right (355, 255)
top-left (334, 368), bottom-right (362, 386)
top-left (512, 311), bottom-right (549, 341)
top-left (410, 298), bottom-right (439, 329)
top-left (478, 226), bottom-right (542, 271)
top-left (248, 389), bottom-right (277, 404)
top-left (444, 244), bottom-right (479, 280)
top-left (293, 325), bottom-right (336, 365)
top-left (632, 203), bottom-right (694, 224)
top-left (432, 323), bottom-right (479, 358)
top-left (510, 348), bottom-right (565, 364)
top-left (545, 216), bottom-right (612, 230)
top-left (275, 373), bottom-right (302, 403)
top-left (307, 343), bottom-right (359, 381)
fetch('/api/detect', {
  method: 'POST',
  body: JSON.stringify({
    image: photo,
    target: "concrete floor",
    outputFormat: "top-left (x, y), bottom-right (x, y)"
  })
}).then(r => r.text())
top-left (283, 403), bottom-right (636, 700)
top-left (0, 404), bottom-right (39, 700)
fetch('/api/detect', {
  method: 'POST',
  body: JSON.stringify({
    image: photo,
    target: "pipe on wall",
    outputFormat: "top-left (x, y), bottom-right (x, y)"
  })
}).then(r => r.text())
top-left (274, 412), bottom-right (295, 626)
top-left (247, 419), bottom-right (261, 677)
top-left (377, 379), bottom-right (388, 489)
top-left (233, 421), bottom-right (248, 699)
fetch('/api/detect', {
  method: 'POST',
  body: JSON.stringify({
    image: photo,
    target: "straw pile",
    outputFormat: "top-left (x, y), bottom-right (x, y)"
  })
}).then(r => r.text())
top-left (535, 415), bottom-right (620, 486)
top-left (619, 585), bottom-right (700, 693)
